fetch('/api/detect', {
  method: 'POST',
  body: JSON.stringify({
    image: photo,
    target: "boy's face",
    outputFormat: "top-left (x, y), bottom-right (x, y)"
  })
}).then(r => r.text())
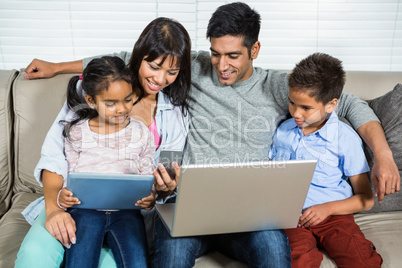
top-left (288, 87), bottom-right (338, 135)
top-left (210, 35), bottom-right (260, 86)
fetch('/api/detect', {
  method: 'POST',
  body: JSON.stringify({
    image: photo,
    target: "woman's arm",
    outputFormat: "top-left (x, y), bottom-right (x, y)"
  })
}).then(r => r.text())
top-left (42, 170), bottom-right (76, 248)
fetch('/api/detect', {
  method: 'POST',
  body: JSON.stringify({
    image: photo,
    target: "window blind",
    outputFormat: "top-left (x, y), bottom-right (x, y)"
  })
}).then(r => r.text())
top-left (0, 0), bottom-right (401, 71)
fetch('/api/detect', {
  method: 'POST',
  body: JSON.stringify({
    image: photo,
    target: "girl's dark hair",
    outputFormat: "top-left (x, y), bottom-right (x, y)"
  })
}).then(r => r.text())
top-left (206, 2), bottom-right (261, 58)
top-left (288, 52), bottom-right (345, 104)
top-left (128, 17), bottom-right (191, 114)
top-left (62, 56), bottom-right (132, 139)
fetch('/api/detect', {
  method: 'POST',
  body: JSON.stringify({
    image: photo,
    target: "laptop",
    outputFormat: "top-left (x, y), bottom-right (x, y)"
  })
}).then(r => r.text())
top-left (155, 160), bottom-right (316, 237)
top-left (67, 173), bottom-right (154, 210)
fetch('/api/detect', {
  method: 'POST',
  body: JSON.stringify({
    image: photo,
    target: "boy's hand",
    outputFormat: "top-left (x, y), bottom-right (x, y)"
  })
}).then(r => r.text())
top-left (58, 188), bottom-right (81, 208)
top-left (299, 204), bottom-right (330, 228)
top-left (135, 192), bottom-right (156, 210)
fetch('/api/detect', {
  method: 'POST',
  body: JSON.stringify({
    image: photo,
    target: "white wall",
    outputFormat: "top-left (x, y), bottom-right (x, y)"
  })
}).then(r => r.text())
top-left (0, 0), bottom-right (401, 71)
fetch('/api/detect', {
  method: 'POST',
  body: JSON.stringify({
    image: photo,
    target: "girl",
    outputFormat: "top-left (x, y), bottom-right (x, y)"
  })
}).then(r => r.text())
top-left (16, 17), bottom-right (191, 267)
top-left (63, 56), bottom-right (154, 268)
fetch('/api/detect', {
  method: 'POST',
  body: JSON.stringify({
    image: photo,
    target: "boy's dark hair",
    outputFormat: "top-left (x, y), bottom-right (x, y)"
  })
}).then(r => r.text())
top-left (288, 52), bottom-right (346, 104)
top-left (62, 56), bottom-right (132, 139)
top-left (206, 2), bottom-right (261, 58)
top-left (129, 17), bottom-right (191, 114)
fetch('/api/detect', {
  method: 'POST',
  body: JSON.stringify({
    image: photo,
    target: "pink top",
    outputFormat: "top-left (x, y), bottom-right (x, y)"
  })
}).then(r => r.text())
top-left (64, 118), bottom-right (155, 178)
top-left (148, 120), bottom-right (161, 150)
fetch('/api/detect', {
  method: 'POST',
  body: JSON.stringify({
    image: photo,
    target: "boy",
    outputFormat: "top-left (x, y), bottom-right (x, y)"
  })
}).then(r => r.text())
top-left (269, 53), bottom-right (383, 267)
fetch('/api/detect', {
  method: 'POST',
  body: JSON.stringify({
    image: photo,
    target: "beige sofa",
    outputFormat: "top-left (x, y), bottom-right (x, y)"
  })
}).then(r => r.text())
top-left (0, 68), bottom-right (401, 268)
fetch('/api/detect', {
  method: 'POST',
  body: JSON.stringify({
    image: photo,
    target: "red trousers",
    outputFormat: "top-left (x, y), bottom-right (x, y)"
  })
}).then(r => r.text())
top-left (285, 214), bottom-right (383, 268)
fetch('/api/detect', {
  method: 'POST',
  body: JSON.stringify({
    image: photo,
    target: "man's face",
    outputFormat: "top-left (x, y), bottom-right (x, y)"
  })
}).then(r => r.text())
top-left (210, 35), bottom-right (260, 86)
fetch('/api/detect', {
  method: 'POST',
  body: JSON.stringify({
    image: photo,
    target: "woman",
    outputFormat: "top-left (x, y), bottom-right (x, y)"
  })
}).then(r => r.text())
top-left (15, 17), bottom-right (191, 267)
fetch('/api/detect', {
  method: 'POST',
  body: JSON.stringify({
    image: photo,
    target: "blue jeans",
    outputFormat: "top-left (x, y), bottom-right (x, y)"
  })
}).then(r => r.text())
top-left (153, 213), bottom-right (291, 268)
top-left (65, 209), bottom-right (149, 268)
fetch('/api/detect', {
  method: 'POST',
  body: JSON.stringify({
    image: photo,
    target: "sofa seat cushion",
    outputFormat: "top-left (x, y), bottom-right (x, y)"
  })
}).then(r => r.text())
top-left (354, 211), bottom-right (402, 267)
top-left (0, 192), bottom-right (42, 267)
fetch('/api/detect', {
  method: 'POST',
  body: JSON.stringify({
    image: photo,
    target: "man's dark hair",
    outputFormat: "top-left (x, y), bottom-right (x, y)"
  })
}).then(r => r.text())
top-left (206, 2), bottom-right (261, 57)
top-left (288, 52), bottom-right (346, 104)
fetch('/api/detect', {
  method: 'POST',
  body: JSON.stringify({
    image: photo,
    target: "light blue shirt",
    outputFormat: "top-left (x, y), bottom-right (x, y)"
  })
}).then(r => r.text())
top-left (269, 112), bottom-right (370, 210)
top-left (22, 86), bottom-right (188, 224)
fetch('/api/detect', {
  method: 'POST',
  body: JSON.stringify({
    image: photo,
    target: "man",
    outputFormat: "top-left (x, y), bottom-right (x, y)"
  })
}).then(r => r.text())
top-left (25, 2), bottom-right (399, 267)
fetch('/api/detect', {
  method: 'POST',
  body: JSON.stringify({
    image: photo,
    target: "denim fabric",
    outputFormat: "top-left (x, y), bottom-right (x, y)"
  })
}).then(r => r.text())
top-left (153, 213), bottom-right (291, 268)
top-left (65, 209), bottom-right (149, 268)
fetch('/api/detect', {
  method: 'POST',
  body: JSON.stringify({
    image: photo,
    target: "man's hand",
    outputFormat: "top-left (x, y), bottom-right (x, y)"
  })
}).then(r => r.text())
top-left (24, 59), bottom-right (60, 79)
top-left (44, 209), bottom-right (77, 248)
top-left (58, 188), bottom-right (81, 208)
top-left (371, 151), bottom-right (400, 203)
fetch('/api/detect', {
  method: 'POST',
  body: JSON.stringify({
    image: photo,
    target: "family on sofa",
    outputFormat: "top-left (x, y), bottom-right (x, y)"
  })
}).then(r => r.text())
top-left (13, 2), bottom-right (400, 268)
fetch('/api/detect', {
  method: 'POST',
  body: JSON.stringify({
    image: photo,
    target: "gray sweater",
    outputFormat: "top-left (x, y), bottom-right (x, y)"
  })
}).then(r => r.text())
top-left (83, 51), bottom-right (379, 165)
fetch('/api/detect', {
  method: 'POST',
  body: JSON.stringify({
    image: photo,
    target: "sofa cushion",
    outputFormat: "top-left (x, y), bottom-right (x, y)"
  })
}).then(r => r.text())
top-left (364, 83), bottom-right (402, 212)
top-left (0, 192), bottom-right (42, 267)
top-left (0, 70), bottom-right (18, 218)
top-left (12, 72), bottom-right (75, 194)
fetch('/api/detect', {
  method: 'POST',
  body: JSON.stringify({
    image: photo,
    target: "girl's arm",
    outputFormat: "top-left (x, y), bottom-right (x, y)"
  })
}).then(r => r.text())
top-left (299, 173), bottom-right (374, 228)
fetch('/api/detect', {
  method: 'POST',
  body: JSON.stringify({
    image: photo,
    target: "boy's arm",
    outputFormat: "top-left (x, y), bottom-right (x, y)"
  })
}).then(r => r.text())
top-left (299, 173), bottom-right (374, 228)
top-left (357, 121), bottom-right (400, 203)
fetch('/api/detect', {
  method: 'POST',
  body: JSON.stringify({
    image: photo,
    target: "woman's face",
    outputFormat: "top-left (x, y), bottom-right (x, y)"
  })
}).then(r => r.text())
top-left (138, 55), bottom-right (180, 97)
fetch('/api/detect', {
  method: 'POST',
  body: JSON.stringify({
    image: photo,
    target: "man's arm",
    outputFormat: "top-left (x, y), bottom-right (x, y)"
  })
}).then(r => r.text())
top-left (24, 59), bottom-right (83, 79)
top-left (357, 121), bottom-right (401, 203)
top-left (336, 92), bottom-right (400, 203)
top-left (24, 51), bottom-right (133, 80)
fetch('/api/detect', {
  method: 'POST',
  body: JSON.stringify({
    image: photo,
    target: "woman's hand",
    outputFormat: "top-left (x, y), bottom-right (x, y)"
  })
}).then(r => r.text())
top-left (44, 209), bottom-right (77, 248)
top-left (136, 192), bottom-right (156, 210)
top-left (153, 161), bottom-right (180, 194)
top-left (58, 188), bottom-right (81, 208)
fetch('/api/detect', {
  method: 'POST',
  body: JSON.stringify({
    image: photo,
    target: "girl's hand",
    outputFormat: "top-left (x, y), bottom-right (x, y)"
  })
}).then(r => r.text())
top-left (45, 209), bottom-right (77, 248)
top-left (58, 188), bottom-right (81, 208)
top-left (136, 192), bottom-right (156, 210)
top-left (299, 204), bottom-right (330, 228)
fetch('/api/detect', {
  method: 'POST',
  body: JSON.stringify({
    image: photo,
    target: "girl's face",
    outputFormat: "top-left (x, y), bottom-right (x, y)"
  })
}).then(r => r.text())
top-left (85, 80), bottom-right (134, 127)
top-left (138, 55), bottom-right (180, 97)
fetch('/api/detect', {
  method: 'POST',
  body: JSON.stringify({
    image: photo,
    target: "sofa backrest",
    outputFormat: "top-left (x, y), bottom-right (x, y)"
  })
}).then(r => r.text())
top-left (343, 71), bottom-right (402, 100)
top-left (12, 71), bottom-right (76, 194)
top-left (0, 70), bottom-right (18, 217)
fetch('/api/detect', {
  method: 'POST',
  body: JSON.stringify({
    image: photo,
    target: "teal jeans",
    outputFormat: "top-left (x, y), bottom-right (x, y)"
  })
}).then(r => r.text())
top-left (15, 208), bottom-right (117, 268)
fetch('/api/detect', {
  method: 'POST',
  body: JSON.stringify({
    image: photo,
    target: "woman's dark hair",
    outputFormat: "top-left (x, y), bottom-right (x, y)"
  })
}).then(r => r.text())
top-left (206, 2), bottom-right (261, 58)
top-left (288, 52), bottom-right (345, 104)
top-left (128, 17), bottom-right (191, 114)
top-left (62, 56), bottom-right (132, 139)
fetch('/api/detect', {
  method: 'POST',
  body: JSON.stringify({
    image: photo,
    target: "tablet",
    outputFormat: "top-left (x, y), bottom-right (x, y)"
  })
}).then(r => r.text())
top-left (66, 173), bottom-right (154, 210)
